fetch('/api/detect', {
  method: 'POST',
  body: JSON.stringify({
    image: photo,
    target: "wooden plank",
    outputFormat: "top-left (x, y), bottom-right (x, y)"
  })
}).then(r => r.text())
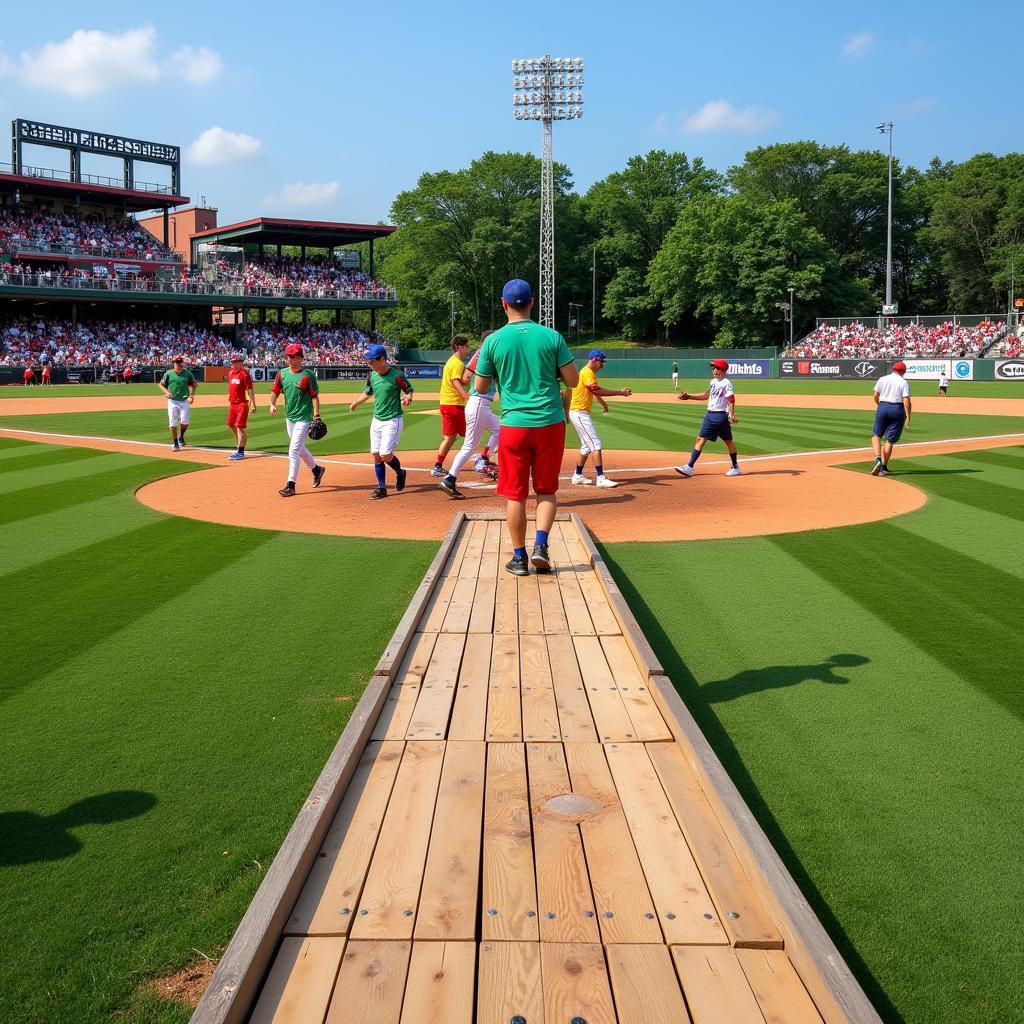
top-left (420, 575), bottom-right (459, 633)
top-left (399, 942), bottom-right (475, 1024)
top-left (457, 520), bottom-right (487, 579)
top-left (604, 743), bottom-right (727, 946)
top-left (537, 570), bottom-right (570, 634)
top-left (577, 573), bottom-right (622, 635)
top-left (405, 633), bottom-right (466, 740)
top-left (672, 946), bottom-right (767, 1024)
top-left (371, 633), bottom-right (438, 742)
top-left (350, 742), bottom-right (446, 940)
top-left (482, 743), bottom-right (538, 941)
top-left (415, 742), bottom-right (486, 940)
top-left (493, 574), bottom-right (519, 634)
top-left (479, 520), bottom-right (502, 580)
top-left (527, 742), bottom-right (600, 943)
top-left (440, 522), bottom-right (472, 579)
top-left (563, 743), bottom-right (662, 944)
top-left (517, 572), bottom-right (545, 634)
top-left (552, 520), bottom-right (592, 571)
top-left (541, 943), bottom-right (616, 1024)
top-left (477, 942), bottom-right (543, 1024)
top-left (550, 533), bottom-right (596, 635)
top-left (249, 936), bottom-right (346, 1024)
top-left (447, 633), bottom-right (492, 742)
top-left (572, 635), bottom-right (637, 742)
top-left (286, 742), bottom-right (404, 936)
top-left (467, 577), bottom-right (497, 634)
top-left (737, 949), bottom-right (826, 1024)
top-left (519, 633), bottom-right (560, 742)
top-left (486, 632), bottom-right (521, 741)
top-left (441, 576), bottom-right (478, 634)
top-left (601, 635), bottom-right (672, 741)
top-left (647, 743), bottom-right (783, 950)
top-left (606, 944), bottom-right (691, 1024)
top-left (325, 940), bottom-right (411, 1024)
top-left (545, 634), bottom-right (599, 743)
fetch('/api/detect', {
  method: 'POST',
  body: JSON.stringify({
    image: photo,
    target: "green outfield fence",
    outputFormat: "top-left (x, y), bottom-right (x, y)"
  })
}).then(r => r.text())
top-left (396, 346), bottom-right (778, 364)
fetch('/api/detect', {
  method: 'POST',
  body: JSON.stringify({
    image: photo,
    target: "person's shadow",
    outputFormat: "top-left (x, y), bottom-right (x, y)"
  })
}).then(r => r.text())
top-left (0, 790), bottom-right (157, 866)
top-left (704, 653), bottom-right (869, 703)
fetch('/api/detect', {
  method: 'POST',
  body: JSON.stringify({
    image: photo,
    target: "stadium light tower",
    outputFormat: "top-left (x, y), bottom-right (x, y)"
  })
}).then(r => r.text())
top-left (512, 55), bottom-right (584, 328)
top-left (876, 122), bottom-right (895, 315)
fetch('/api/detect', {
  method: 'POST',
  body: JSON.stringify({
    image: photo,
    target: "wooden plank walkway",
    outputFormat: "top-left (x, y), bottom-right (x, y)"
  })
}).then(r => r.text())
top-left (193, 513), bottom-right (880, 1024)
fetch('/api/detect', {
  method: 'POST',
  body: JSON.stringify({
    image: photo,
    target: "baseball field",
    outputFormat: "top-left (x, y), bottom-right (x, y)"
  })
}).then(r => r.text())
top-left (1, 378), bottom-right (1023, 1024)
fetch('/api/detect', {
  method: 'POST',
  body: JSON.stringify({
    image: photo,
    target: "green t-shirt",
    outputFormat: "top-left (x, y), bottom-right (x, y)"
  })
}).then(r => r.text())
top-left (160, 368), bottom-right (197, 401)
top-left (475, 320), bottom-right (574, 428)
top-left (364, 366), bottom-right (413, 421)
top-left (272, 367), bottom-right (319, 422)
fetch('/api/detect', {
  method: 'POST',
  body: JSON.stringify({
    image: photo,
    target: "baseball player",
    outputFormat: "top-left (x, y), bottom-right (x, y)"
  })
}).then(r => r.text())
top-left (439, 330), bottom-right (501, 499)
top-left (871, 360), bottom-right (911, 476)
top-left (269, 343), bottom-right (326, 496)
top-left (938, 369), bottom-right (949, 396)
top-left (431, 336), bottom-right (471, 477)
top-left (22, 365), bottom-right (35, 386)
top-left (674, 359), bottom-right (741, 477)
top-left (158, 356), bottom-right (198, 451)
top-left (348, 343), bottom-right (413, 499)
top-left (672, 361), bottom-right (680, 391)
top-left (41, 363), bottom-right (52, 387)
top-left (226, 354), bottom-right (256, 460)
top-left (569, 348), bottom-right (632, 488)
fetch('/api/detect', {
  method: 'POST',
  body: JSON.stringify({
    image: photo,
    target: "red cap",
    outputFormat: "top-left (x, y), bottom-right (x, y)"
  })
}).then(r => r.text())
top-left (284, 343), bottom-right (303, 357)
top-left (892, 361), bottom-right (907, 373)
top-left (709, 359), bottom-right (729, 372)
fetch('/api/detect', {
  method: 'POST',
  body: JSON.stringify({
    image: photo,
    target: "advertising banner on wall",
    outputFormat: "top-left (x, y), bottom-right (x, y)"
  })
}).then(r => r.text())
top-left (995, 359), bottom-right (1024, 380)
top-left (401, 365), bottom-right (443, 378)
top-left (778, 358), bottom-right (889, 380)
top-left (725, 359), bottom-right (770, 377)
top-left (900, 359), bottom-right (951, 380)
top-left (950, 359), bottom-right (974, 380)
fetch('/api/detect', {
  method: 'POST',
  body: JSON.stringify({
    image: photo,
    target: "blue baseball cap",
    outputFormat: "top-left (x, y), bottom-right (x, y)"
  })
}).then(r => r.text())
top-left (589, 349), bottom-right (606, 361)
top-left (365, 344), bottom-right (387, 361)
top-left (502, 279), bottom-right (533, 306)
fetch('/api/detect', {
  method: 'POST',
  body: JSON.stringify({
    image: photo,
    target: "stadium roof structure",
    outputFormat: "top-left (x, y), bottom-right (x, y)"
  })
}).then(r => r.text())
top-left (190, 217), bottom-right (395, 249)
top-left (0, 169), bottom-right (189, 212)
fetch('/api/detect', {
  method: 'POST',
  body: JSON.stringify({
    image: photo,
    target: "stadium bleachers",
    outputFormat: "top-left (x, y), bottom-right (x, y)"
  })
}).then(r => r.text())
top-left (789, 320), bottom-right (1005, 359)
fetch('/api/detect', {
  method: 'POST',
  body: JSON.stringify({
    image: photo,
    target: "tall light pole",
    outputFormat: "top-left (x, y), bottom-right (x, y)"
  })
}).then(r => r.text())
top-left (449, 289), bottom-right (457, 337)
top-left (876, 122), bottom-right (895, 316)
top-left (512, 56), bottom-right (584, 328)
top-left (788, 286), bottom-right (795, 350)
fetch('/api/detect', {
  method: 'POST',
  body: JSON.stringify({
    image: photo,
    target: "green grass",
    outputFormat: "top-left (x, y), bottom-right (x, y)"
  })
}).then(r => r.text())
top-left (602, 446), bottom-right (1024, 1024)
top-left (0, 437), bottom-right (436, 1023)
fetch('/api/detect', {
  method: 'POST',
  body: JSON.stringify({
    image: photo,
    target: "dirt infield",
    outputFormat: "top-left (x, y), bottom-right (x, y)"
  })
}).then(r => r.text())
top-left (3, 426), bottom-right (1021, 542)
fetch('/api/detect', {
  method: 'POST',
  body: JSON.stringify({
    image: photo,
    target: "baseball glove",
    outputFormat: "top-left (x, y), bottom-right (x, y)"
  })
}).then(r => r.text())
top-left (308, 416), bottom-right (328, 441)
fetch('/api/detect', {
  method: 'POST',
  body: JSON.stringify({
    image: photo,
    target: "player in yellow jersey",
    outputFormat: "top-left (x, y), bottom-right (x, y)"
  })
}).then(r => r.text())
top-left (431, 336), bottom-right (471, 477)
top-left (568, 349), bottom-right (632, 487)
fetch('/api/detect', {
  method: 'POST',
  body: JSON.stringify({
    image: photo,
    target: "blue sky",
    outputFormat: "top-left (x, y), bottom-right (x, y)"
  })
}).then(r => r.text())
top-left (0, 0), bottom-right (1017, 225)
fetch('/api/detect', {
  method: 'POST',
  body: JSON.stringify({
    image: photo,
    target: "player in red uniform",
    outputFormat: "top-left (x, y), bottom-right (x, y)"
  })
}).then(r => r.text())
top-left (22, 366), bottom-right (35, 386)
top-left (226, 354), bottom-right (256, 460)
top-left (41, 364), bottom-right (52, 386)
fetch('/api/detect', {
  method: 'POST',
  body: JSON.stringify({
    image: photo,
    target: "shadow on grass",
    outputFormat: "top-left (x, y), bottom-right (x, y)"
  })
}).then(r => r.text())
top-left (599, 545), bottom-right (903, 1023)
top-left (0, 790), bottom-right (157, 865)
top-left (885, 468), bottom-right (982, 477)
top-left (704, 653), bottom-right (868, 703)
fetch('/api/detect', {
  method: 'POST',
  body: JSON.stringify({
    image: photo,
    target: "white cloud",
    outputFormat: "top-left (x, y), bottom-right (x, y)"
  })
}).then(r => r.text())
top-left (20, 26), bottom-right (161, 96)
top-left (651, 112), bottom-right (669, 137)
top-left (263, 181), bottom-right (342, 208)
top-left (16, 27), bottom-right (223, 95)
top-left (187, 127), bottom-right (263, 165)
top-left (841, 32), bottom-right (875, 59)
top-left (682, 100), bottom-right (778, 134)
top-left (170, 45), bottom-right (222, 84)
top-left (893, 96), bottom-right (938, 116)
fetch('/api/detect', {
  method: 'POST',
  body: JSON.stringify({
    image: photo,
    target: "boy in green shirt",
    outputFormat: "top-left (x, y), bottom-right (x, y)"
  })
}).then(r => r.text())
top-left (158, 356), bottom-right (198, 451)
top-left (348, 344), bottom-right (413, 499)
top-left (269, 343), bottom-right (326, 497)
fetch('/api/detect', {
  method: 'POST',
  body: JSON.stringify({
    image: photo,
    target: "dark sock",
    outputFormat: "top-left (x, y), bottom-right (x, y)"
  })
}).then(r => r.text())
top-left (434, 460), bottom-right (443, 470)
top-left (688, 448), bottom-right (702, 468)
top-left (730, 452), bottom-right (738, 468)
top-left (576, 463), bottom-right (585, 475)
top-left (389, 456), bottom-right (402, 474)
top-left (536, 529), bottom-right (549, 547)
top-left (238, 446), bottom-right (245, 453)
top-left (179, 426), bottom-right (187, 440)
top-left (595, 463), bottom-right (604, 477)
top-left (514, 546), bottom-right (527, 560)
top-left (374, 463), bottom-right (386, 487)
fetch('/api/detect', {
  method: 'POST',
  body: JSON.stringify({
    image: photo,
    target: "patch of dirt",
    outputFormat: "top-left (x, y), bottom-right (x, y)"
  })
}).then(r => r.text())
top-left (143, 954), bottom-right (219, 1008)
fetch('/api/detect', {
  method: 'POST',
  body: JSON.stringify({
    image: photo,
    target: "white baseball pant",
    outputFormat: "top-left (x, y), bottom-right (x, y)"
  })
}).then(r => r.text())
top-left (370, 416), bottom-right (403, 456)
top-left (286, 419), bottom-right (316, 481)
top-left (569, 409), bottom-right (602, 455)
top-left (449, 395), bottom-right (500, 477)
top-left (167, 398), bottom-right (191, 427)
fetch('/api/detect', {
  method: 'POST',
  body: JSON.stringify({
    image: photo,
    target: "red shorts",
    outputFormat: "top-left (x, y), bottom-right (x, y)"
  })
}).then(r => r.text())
top-left (440, 404), bottom-right (466, 437)
top-left (227, 403), bottom-right (250, 428)
top-left (497, 421), bottom-right (566, 502)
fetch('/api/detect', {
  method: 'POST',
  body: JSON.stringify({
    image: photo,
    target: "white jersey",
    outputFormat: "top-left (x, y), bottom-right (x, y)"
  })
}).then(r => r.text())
top-left (938, 373), bottom-right (949, 387)
top-left (706, 377), bottom-right (734, 412)
top-left (874, 373), bottom-right (911, 403)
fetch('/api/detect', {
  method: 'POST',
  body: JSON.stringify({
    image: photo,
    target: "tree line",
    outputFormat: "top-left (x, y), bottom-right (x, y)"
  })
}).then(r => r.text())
top-left (372, 144), bottom-right (1023, 349)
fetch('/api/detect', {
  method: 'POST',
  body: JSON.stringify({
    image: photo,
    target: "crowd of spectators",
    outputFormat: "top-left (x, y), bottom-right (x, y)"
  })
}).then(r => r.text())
top-left (788, 320), bottom-right (1005, 359)
top-left (0, 207), bottom-right (180, 262)
top-left (214, 255), bottom-right (391, 299)
top-left (1, 318), bottom-right (397, 368)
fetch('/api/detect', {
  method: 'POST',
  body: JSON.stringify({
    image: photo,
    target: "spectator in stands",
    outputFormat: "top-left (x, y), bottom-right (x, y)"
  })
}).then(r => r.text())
top-left (788, 319), bottom-right (1005, 360)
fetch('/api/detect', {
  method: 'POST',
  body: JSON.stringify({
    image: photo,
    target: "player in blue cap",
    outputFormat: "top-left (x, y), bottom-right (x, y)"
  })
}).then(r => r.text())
top-left (568, 349), bottom-right (632, 487)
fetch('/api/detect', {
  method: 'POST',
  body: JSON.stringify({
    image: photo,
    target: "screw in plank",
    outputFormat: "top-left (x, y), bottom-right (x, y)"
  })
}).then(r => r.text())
top-left (545, 912), bottom-right (556, 919)
top-left (339, 908), bottom-right (351, 916)
top-left (526, 910), bottom-right (536, 918)
top-left (571, 1018), bottom-right (589, 1024)
top-left (703, 913), bottom-right (713, 919)
top-left (510, 1017), bottom-right (527, 1024)
top-left (644, 912), bottom-right (655, 919)
top-left (727, 911), bottom-right (740, 919)
top-left (603, 911), bottom-right (614, 919)
top-left (584, 910), bottom-right (594, 918)
top-left (403, 909), bottom-right (413, 917)
top-left (487, 908), bottom-right (498, 917)
top-left (666, 912), bottom-right (676, 920)
top-left (359, 909), bottom-right (369, 916)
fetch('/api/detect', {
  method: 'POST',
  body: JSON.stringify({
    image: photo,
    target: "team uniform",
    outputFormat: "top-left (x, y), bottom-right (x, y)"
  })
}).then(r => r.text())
top-left (439, 353), bottom-right (468, 439)
top-left (364, 366), bottom-right (414, 457)
top-left (872, 372), bottom-right (911, 442)
top-left (672, 362), bottom-right (679, 390)
top-left (272, 367), bottom-right (320, 483)
top-left (447, 348), bottom-right (501, 480)
top-left (23, 367), bottom-right (35, 385)
top-left (160, 367), bottom-right (198, 428)
top-left (569, 365), bottom-right (604, 457)
top-left (227, 367), bottom-right (254, 429)
top-left (938, 372), bottom-right (949, 395)
top-left (41, 365), bottom-right (51, 385)
top-left (699, 377), bottom-right (735, 442)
